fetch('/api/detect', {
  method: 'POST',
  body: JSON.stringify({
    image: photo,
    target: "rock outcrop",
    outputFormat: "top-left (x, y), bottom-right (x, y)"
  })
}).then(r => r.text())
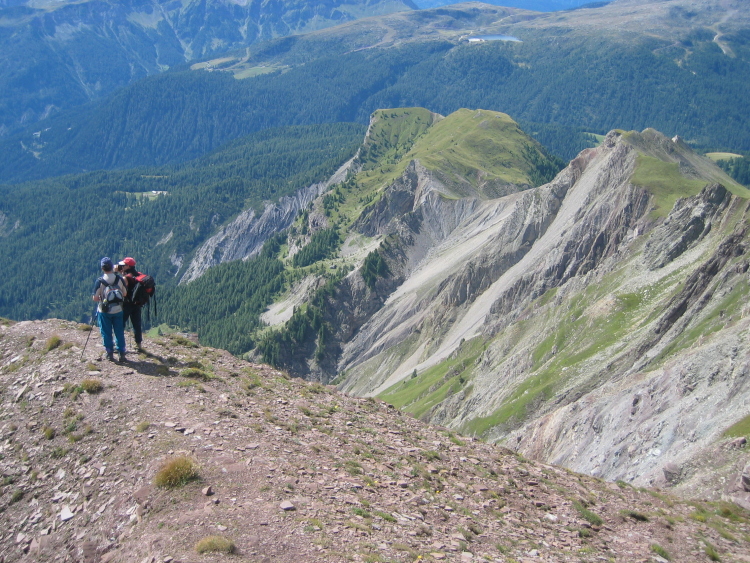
top-left (181, 159), bottom-right (353, 283)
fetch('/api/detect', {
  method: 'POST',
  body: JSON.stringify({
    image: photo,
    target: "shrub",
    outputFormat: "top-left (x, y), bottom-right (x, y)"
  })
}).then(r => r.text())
top-left (42, 426), bottom-right (55, 440)
top-left (80, 379), bottom-right (103, 394)
top-left (44, 335), bottom-right (61, 352)
top-left (154, 456), bottom-right (198, 488)
top-left (136, 421), bottom-right (150, 432)
top-left (195, 536), bottom-right (235, 554)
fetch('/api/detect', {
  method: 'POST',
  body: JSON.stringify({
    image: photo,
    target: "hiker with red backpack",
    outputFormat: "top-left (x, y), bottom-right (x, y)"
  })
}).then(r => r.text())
top-left (117, 256), bottom-right (155, 351)
top-left (92, 257), bottom-right (128, 362)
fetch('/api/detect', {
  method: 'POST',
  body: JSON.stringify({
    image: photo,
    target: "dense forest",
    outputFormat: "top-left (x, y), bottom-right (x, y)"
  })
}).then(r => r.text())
top-left (0, 123), bottom-right (364, 321)
top-left (718, 155), bottom-right (750, 186)
top-left (2, 30), bottom-right (749, 183)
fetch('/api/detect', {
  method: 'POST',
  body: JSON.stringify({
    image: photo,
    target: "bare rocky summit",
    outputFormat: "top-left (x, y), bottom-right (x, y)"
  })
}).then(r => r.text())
top-left (2, 319), bottom-right (750, 562)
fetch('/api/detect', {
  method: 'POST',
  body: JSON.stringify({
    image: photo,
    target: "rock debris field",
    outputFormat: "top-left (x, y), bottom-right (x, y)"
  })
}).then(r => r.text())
top-left (1, 319), bottom-right (750, 563)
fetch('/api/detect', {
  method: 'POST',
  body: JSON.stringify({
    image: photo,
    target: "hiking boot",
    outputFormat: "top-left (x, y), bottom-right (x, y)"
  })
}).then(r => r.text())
top-left (118, 352), bottom-right (127, 363)
top-left (106, 351), bottom-right (116, 362)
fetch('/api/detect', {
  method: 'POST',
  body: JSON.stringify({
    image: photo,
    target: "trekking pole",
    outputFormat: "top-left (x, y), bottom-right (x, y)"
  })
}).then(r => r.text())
top-left (80, 305), bottom-right (98, 361)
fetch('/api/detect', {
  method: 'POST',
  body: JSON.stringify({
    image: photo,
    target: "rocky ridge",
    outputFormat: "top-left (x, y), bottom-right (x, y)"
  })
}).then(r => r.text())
top-left (3, 318), bottom-right (750, 562)
top-left (278, 124), bottom-right (750, 501)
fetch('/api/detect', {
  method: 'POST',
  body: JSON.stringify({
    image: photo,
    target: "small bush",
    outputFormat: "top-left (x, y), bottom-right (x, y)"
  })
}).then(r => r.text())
top-left (154, 456), bottom-right (198, 488)
top-left (44, 335), bottom-right (62, 352)
top-left (86, 362), bottom-right (100, 371)
top-left (651, 543), bottom-right (671, 560)
top-left (136, 421), bottom-right (150, 432)
top-left (10, 489), bottom-right (24, 504)
top-left (42, 426), bottom-right (56, 440)
top-left (80, 379), bottom-right (103, 394)
top-left (195, 536), bottom-right (235, 554)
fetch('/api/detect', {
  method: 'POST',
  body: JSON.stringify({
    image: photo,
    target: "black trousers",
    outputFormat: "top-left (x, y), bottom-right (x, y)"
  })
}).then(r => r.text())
top-left (122, 303), bottom-right (143, 344)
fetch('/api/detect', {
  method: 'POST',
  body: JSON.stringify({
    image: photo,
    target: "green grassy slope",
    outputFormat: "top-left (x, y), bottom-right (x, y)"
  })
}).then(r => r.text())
top-left (253, 107), bottom-right (565, 370)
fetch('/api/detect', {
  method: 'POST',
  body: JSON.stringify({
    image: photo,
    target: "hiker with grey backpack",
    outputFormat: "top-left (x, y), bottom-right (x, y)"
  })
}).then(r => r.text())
top-left (92, 257), bottom-right (128, 362)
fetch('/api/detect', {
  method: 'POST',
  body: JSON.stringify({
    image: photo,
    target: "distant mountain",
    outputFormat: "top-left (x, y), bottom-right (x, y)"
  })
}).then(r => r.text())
top-left (0, 0), bottom-right (416, 135)
top-left (415, 0), bottom-right (604, 10)
top-left (1, 0), bottom-right (748, 184)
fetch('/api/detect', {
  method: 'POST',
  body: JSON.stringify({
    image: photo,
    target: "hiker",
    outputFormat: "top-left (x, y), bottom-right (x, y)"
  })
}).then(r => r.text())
top-left (117, 256), bottom-right (156, 350)
top-left (92, 257), bottom-right (128, 362)
top-left (118, 256), bottom-right (144, 351)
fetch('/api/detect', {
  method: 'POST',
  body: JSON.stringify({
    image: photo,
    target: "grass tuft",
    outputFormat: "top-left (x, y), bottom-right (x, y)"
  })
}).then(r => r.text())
top-left (154, 456), bottom-right (199, 489)
top-left (573, 500), bottom-right (603, 526)
top-left (195, 535), bottom-right (235, 554)
top-left (44, 335), bottom-right (62, 352)
top-left (620, 509), bottom-right (650, 522)
top-left (650, 543), bottom-right (671, 560)
top-left (180, 367), bottom-right (210, 380)
top-left (80, 379), bottom-right (103, 394)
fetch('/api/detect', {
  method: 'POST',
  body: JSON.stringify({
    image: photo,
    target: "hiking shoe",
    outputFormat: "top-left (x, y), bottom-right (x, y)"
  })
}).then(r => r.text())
top-left (106, 352), bottom-right (116, 362)
top-left (118, 352), bottom-right (127, 363)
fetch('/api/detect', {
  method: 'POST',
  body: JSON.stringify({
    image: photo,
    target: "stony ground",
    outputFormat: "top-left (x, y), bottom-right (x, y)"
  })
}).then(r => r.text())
top-left (2, 319), bottom-right (750, 563)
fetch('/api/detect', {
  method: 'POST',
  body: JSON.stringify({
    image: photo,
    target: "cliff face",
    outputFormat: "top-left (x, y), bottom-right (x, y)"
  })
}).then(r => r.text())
top-left (322, 127), bottom-right (750, 498)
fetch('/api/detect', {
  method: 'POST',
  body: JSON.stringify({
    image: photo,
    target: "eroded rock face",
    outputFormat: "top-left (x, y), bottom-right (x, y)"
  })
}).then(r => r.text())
top-left (330, 129), bottom-right (750, 497)
top-left (181, 159), bottom-right (352, 283)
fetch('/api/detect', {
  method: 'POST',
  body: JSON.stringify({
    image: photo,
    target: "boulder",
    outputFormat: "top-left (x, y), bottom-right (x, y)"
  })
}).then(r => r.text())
top-left (662, 462), bottom-right (681, 484)
top-left (742, 462), bottom-right (750, 492)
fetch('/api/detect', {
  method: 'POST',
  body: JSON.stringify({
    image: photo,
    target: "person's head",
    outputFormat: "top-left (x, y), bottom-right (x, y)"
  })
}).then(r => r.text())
top-left (123, 257), bottom-right (136, 268)
top-left (100, 257), bottom-right (114, 272)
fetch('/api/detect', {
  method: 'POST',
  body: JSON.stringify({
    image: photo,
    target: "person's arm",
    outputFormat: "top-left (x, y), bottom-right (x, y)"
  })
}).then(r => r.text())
top-left (119, 276), bottom-right (127, 298)
top-left (92, 280), bottom-right (101, 302)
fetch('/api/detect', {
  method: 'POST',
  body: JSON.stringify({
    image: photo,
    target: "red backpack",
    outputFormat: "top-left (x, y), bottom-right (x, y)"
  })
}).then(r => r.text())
top-left (130, 272), bottom-right (155, 306)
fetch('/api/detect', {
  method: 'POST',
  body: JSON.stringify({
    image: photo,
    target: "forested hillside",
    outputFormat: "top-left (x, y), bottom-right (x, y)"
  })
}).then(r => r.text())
top-left (0, 0), bottom-right (415, 135)
top-left (0, 123), bottom-right (363, 321)
top-left (2, 1), bottom-right (749, 183)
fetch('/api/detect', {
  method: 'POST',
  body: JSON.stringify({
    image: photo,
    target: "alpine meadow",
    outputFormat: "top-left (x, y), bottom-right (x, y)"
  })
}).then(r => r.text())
top-left (3, 0), bottom-right (750, 562)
